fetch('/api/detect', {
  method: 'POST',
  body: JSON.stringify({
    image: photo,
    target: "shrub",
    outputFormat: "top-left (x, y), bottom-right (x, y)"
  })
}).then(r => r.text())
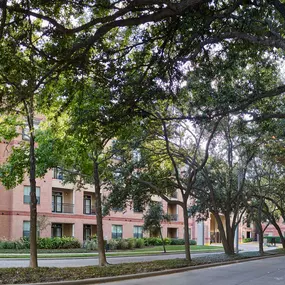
top-left (190, 240), bottom-right (197, 245)
top-left (265, 236), bottom-right (281, 243)
top-left (85, 240), bottom-right (98, 251)
top-left (37, 237), bottom-right (81, 249)
top-left (136, 238), bottom-right (145, 248)
top-left (243, 238), bottom-right (253, 243)
top-left (108, 239), bottom-right (118, 250)
top-left (163, 238), bottom-right (171, 245)
top-left (170, 239), bottom-right (185, 245)
top-left (117, 239), bottom-right (129, 250)
top-left (143, 237), bottom-right (163, 246)
top-left (0, 239), bottom-right (17, 249)
top-left (127, 238), bottom-right (136, 250)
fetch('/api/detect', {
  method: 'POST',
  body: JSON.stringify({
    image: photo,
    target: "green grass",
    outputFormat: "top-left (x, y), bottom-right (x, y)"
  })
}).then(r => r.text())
top-left (0, 245), bottom-right (223, 258)
top-left (0, 251), bottom-right (283, 284)
top-left (133, 245), bottom-right (223, 252)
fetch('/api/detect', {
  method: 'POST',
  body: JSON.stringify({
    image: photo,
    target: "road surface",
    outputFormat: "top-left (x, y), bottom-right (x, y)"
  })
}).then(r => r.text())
top-left (0, 243), bottom-right (276, 268)
top-left (0, 252), bottom-right (217, 268)
top-left (102, 255), bottom-right (285, 285)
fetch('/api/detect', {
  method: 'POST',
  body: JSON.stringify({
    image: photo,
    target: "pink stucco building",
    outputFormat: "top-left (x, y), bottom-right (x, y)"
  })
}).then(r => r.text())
top-left (0, 133), bottom-right (281, 245)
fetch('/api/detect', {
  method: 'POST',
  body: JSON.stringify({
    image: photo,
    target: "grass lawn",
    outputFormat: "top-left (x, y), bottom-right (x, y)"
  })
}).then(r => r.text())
top-left (0, 245), bottom-right (223, 258)
top-left (134, 245), bottom-right (223, 252)
top-left (0, 250), bottom-right (283, 284)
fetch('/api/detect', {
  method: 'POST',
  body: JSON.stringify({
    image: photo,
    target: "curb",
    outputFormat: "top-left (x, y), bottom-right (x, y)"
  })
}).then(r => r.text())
top-left (18, 253), bottom-right (285, 285)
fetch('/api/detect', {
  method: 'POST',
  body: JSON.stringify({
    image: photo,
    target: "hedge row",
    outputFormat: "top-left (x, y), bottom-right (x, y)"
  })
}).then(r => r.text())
top-left (85, 237), bottom-right (197, 251)
top-left (0, 237), bottom-right (197, 250)
top-left (143, 237), bottom-right (197, 246)
top-left (0, 237), bottom-right (81, 250)
top-left (265, 236), bottom-right (282, 243)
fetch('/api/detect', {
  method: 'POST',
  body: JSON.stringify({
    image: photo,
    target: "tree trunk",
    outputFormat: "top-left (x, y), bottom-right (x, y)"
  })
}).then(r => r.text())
top-left (183, 203), bottom-right (191, 261)
top-left (271, 219), bottom-right (285, 249)
top-left (258, 225), bottom-right (264, 255)
top-left (28, 114), bottom-right (38, 268)
top-left (257, 204), bottom-right (264, 255)
top-left (93, 161), bottom-right (107, 266)
top-left (159, 227), bottom-right (166, 253)
top-left (213, 212), bottom-right (235, 255)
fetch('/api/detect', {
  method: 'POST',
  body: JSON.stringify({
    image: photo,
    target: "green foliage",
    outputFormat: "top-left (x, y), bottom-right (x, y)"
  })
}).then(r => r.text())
top-left (242, 238), bottom-right (253, 243)
top-left (0, 116), bottom-right (21, 141)
top-left (0, 145), bottom-right (29, 189)
top-left (0, 238), bottom-right (30, 250)
top-left (127, 238), bottom-right (136, 250)
top-left (108, 239), bottom-right (118, 250)
top-left (143, 203), bottom-right (169, 234)
top-left (37, 237), bottom-right (81, 249)
top-left (117, 239), bottom-right (129, 250)
top-left (264, 236), bottom-right (281, 244)
top-left (85, 240), bottom-right (98, 251)
top-left (135, 239), bottom-right (145, 248)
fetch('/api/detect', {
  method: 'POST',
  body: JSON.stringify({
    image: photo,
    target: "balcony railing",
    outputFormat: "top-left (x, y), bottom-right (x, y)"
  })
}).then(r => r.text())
top-left (83, 204), bottom-right (96, 215)
top-left (168, 214), bottom-right (178, 221)
top-left (52, 202), bottom-right (74, 214)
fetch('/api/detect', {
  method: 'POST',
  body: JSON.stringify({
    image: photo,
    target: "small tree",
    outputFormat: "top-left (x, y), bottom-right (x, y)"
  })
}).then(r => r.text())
top-left (143, 202), bottom-right (170, 253)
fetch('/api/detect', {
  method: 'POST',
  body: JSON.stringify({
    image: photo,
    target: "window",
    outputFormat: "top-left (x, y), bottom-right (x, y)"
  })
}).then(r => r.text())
top-left (23, 221), bottom-right (40, 238)
top-left (53, 168), bottom-right (63, 180)
top-left (133, 226), bottom-right (143, 238)
top-left (52, 192), bottom-right (62, 213)
top-left (23, 186), bottom-right (40, 204)
top-left (83, 225), bottom-right (92, 241)
top-left (52, 224), bottom-right (62, 238)
top-left (23, 221), bottom-right (30, 238)
top-left (83, 195), bottom-right (91, 214)
top-left (112, 225), bottom-right (123, 239)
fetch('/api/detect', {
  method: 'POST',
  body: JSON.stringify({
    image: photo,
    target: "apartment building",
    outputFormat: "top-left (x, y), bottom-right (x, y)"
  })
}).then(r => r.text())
top-left (0, 165), bottom-right (195, 242)
top-left (0, 129), bottom-right (280, 245)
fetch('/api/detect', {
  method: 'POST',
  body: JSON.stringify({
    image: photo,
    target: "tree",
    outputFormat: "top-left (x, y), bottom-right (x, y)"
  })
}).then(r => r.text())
top-left (3, 1), bottom-right (285, 119)
top-left (0, 9), bottom-right (81, 267)
top-left (105, 101), bottom-right (222, 261)
top-left (252, 159), bottom-right (285, 249)
top-left (39, 81), bottom-right (144, 266)
top-left (143, 202), bottom-right (170, 253)
top-left (190, 116), bottom-right (261, 255)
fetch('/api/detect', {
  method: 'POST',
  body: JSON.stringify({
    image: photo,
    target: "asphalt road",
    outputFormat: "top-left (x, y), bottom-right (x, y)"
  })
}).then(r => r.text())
top-left (102, 256), bottom-right (285, 285)
top-left (0, 252), bottom-right (217, 268)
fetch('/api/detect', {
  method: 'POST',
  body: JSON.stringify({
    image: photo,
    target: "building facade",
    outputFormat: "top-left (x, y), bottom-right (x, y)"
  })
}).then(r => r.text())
top-left (0, 134), bottom-right (281, 245)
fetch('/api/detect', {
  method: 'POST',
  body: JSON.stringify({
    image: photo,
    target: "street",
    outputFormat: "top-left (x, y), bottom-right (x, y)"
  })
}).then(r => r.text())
top-left (102, 255), bottom-right (285, 285)
top-left (0, 243), bottom-right (276, 268)
top-left (0, 252), bottom-right (213, 268)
